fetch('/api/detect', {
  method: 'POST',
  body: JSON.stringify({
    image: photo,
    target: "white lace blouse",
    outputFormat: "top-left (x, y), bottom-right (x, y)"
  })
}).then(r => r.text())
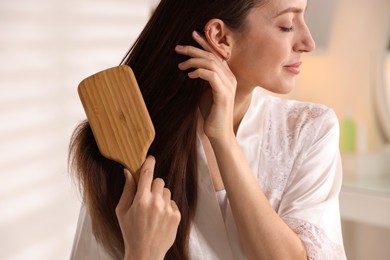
top-left (71, 88), bottom-right (347, 260)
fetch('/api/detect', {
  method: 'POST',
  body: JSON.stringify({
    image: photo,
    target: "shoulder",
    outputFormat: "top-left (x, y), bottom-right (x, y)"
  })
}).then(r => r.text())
top-left (252, 89), bottom-right (339, 152)
top-left (259, 91), bottom-right (339, 140)
top-left (263, 91), bottom-right (336, 123)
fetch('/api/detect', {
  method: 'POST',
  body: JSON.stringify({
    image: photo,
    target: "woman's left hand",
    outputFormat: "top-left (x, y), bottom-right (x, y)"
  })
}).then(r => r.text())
top-left (175, 31), bottom-right (237, 142)
top-left (116, 156), bottom-right (181, 260)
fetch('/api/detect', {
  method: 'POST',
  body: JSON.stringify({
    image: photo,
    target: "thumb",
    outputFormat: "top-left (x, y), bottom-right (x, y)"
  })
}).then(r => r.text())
top-left (116, 168), bottom-right (137, 214)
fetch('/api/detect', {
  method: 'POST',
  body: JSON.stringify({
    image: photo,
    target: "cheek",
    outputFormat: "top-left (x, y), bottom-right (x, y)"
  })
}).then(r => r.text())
top-left (230, 57), bottom-right (274, 88)
top-left (230, 37), bottom-right (288, 86)
top-left (247, 49), bottom-right (282, 81)
top-left (233, 45), bottom-right (270, 73)
top-left (247, 38), bottom-right (286, 70)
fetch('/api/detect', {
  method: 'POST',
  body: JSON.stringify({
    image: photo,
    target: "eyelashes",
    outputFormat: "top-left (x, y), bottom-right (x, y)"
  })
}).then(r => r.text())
top-left (280, 26), bottom-right (294, 32)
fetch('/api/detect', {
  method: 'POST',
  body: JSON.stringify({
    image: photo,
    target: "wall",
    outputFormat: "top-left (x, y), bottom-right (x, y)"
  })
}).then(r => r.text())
top-left (288, 0), bottom-right (390, 259)
top-left (0, 0), bottom-right (150, 259)
top-left (288, 0), bottom-right (390, 151)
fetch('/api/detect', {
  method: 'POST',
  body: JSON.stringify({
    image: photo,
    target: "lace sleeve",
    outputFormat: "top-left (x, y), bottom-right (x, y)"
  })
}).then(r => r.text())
top-left (276, 109), bottom-right (347, 260)
top-left (284, 217), bottom-right (347, 260)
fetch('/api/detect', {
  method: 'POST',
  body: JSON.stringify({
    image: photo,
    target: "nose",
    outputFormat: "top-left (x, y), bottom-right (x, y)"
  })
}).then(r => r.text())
top-left (293, 23), bottom-right (316, 53)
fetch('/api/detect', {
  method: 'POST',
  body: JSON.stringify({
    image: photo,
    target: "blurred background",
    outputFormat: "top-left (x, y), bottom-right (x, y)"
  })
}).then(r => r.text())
top-left (0, 0), bottom-right (389, 259)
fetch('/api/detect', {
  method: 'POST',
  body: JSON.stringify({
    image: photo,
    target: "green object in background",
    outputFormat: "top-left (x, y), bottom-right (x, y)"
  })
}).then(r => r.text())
top-left (340, 116), bottom-right (356, 152)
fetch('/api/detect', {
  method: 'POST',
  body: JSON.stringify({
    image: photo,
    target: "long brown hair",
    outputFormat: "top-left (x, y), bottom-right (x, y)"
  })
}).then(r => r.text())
top-left (69, 0), bottom-right (264, 259)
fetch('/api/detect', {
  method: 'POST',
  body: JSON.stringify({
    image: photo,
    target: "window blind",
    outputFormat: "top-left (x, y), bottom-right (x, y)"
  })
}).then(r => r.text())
top-left (0, 0), bottom-right (151, 259)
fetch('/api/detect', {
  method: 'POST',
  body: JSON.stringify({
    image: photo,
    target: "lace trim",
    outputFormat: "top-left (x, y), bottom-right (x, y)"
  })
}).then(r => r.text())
top-left (284, 217), bottom-right (346, 260)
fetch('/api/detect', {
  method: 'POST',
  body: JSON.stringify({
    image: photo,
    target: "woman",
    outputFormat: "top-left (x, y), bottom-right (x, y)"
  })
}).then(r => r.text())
top-left (69, 0), bottom-right (347, 259)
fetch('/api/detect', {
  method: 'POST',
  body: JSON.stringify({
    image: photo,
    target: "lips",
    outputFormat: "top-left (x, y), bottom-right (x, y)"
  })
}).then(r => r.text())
top-left (284, 62), bottom-right (302, 75)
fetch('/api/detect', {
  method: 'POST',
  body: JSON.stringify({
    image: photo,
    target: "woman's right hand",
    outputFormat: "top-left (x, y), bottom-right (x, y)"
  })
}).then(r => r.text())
top-left (116, 156), bottom-right (181, 260)
top-left (175, 31), bottom-right (237, 142)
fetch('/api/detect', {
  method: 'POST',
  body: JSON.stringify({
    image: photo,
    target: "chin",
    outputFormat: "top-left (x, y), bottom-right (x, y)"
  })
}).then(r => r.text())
top-left (256, 76), bottom-right (296, 94)
top-left (276, 86), bottom-right (294, 94)
top-left (263, 82), bottom-right (295, 95)
top-left (276, 79), bottom-right (296, 94)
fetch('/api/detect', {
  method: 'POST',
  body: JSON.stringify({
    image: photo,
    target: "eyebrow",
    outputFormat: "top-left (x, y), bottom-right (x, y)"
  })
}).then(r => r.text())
top-left (273, 6), bottom-right (307, 18)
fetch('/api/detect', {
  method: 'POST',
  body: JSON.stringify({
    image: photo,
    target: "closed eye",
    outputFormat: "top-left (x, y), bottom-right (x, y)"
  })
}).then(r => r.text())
top-left (280, 26), bottom-right (294, 32)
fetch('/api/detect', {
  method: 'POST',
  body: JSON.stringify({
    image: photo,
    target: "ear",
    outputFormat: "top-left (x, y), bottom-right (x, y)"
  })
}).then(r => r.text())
top-left (203, 19), bottom-right (233, 61)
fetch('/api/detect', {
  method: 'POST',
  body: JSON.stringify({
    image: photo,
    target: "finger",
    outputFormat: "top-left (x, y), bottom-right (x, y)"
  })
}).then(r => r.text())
top-left (162, 188), bottom-right (171, 203)
top-left (170, 200), bottom-right (180, 213)
top-left (137, 155), bottom-right (156, 193)
top-left (187, 69), bottom-right (224, 91)
top-left (168, 199), bottom-right (181, 226)
top-left (175, 45), bottom-right (210, 60)
top-left (116, 168), bottom-right (136, 214)
top-left (151, 178), bottom-right (165, 195)
top-left (170, 200), bottom-right (181, 222)
top-left (178, 58), bottom-right (223, 73)
top-left (192, 31), bottom-right (216, 55)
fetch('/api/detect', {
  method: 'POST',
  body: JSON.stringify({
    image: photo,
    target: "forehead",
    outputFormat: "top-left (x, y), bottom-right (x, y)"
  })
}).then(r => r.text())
top-left (255, 0), bottom-right (308, 18)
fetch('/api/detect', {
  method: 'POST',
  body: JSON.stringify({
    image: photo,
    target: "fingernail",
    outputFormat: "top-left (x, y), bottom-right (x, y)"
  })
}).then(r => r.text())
top-left (193, 31), bottom-right (199, 37)
top-left (175, 45), bottom-right (183, 51)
